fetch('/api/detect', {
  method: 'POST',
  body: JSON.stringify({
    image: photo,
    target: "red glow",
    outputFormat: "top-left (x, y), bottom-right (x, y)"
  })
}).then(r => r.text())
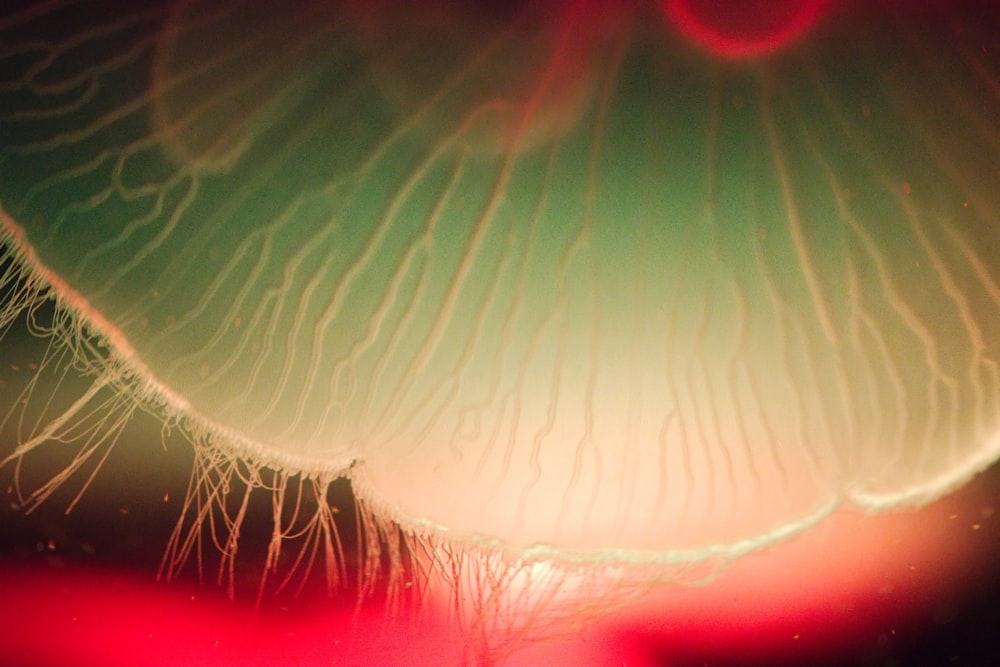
top-left (0, 560), bottom-right (648, 666)
top-left (660, 0), bottom-right (829, 58)
top-left (1, 465), bottom-right (997, 666)
top-left (0, 562), bottom-right (459, 667)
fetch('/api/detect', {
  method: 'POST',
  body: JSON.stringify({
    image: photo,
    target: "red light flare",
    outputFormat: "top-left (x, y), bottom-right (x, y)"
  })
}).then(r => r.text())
top-left (1, 462), bottom-right (996, 666)
top-left (659, 0), bottom-right (831, 59)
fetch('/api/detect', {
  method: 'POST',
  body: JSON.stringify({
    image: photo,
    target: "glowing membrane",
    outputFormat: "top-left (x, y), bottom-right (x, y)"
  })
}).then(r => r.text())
top-left (1, 0), bottom-right (999, 650)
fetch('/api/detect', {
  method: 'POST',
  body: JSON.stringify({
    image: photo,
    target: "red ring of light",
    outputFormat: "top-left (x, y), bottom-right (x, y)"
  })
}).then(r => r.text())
top-left (660, 0), bottom-right (829, 59)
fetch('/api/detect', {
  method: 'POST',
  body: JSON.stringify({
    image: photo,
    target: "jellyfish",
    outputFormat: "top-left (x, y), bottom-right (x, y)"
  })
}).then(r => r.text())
top-left (1, 0), bottom-right (998, 665)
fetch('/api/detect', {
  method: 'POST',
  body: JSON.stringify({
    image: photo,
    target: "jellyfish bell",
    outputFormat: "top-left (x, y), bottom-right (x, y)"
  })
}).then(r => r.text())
top-left (1, 0), bottom-right (999, 664)
top-left (337, 0), bottom-right (627, 158)
top-left (150, 0), bottom-right (626, 171)
top-left (150, 0), bottom-right (345, 172)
